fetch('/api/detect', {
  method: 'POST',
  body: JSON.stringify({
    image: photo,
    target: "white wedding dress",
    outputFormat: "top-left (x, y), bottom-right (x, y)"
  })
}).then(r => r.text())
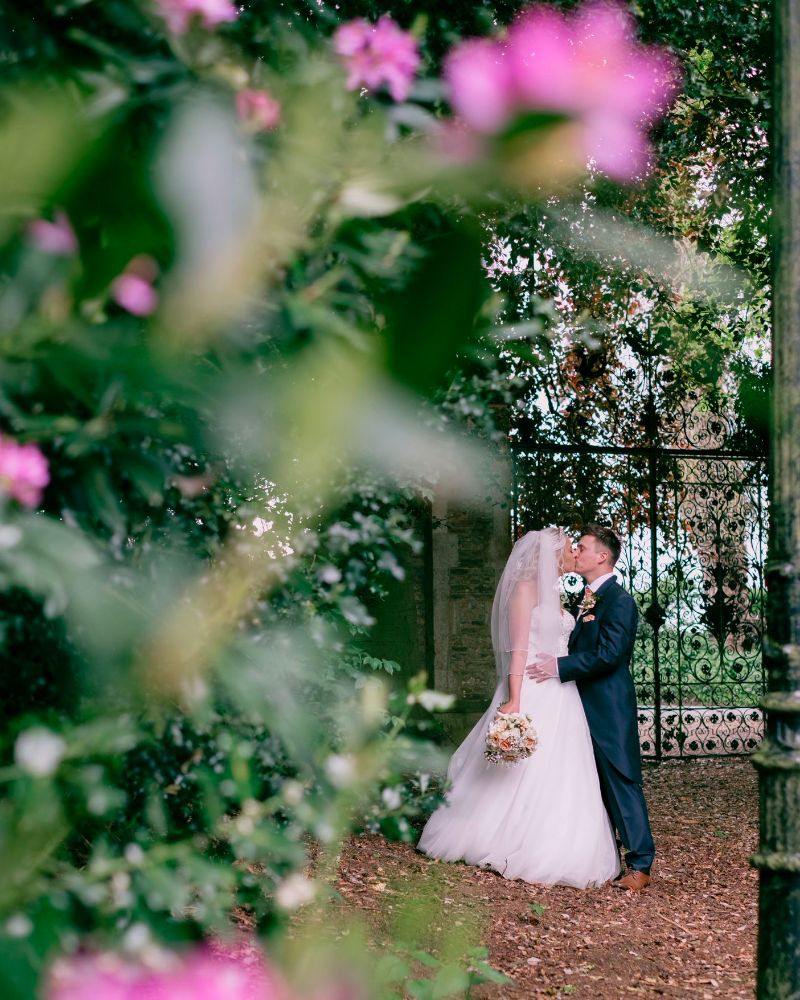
top-left (418, 608), bottom-right (620, 888)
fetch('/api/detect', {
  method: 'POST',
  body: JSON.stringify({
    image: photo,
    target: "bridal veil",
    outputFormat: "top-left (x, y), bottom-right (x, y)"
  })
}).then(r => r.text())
top-left (491, 527), bottom-right (565, 679)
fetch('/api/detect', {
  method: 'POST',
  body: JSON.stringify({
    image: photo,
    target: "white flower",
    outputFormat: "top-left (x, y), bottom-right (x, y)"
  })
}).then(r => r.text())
top-left (179, 675), bottom-right (208, 704)
top-left (111, 872), bottom-right (132, 909)
top-left (5, 914), bottom-right (32, 938)
top-left (377, 551), bottom-right (405, 581)
top-left (282, 779), bottom-right (304, 805)
top-left (381, 786), bottom-right (402, 810)
top-left (275, 874), bottom-right (316, 911)
top-left (14, 727), bottom-right (66, 777)
top-left (325, 753), bottom-right (357, 787)
top-left (122, 923), bottom-right (151, 954)
top-left (414, 690), bottom-right (455, 712)
top-left (339, 597), bottom-right (375, 627)
top-left (319, 565), bottom-right (342, 585)
top-left (418, 772), bottom-right (430, 794)
top-left (338, 184), bottom-right (402, 218)
top-left (124, 844), bottom-right (145, 866)
top-left (315, 821), bottom-right (336, 843)
top-left (235, 815), bottom-right (255, 836)
top-left (0, 526), bottom-right (22, 548)
top-left (88, 790), bottom-right (113, 815)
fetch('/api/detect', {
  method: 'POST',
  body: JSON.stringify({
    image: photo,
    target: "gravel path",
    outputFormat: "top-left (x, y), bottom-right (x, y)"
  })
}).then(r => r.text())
top-left (334, 758), bottom-right (758, 998)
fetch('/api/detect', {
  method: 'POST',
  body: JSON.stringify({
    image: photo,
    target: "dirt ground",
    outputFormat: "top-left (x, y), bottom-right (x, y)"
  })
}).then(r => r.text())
top-left (334, 758), bottom-right (758, 999)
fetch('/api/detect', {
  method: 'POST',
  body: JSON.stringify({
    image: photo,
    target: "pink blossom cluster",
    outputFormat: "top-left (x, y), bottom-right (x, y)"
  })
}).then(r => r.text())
top-left (444, 1), bottom-right (680, 180)
top-left (27, 211), bottom-right (77, 256)
top-left (236, 89), bottom-right (282, 132)
top-left (112, 256), bottom-right (159, 317)
top-left (156, 0), bottom-right (239, 35)
top-left (333, 15), bottom-right (421, 102)
top-left (0, 435), bottom-right (49, 509)
top-left (48, 946), bottom-right (283, 1000)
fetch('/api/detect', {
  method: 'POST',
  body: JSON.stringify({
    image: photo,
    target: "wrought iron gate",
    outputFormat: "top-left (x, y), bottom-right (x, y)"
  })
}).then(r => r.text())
top-left (511, 430), bottom-right (767, 760)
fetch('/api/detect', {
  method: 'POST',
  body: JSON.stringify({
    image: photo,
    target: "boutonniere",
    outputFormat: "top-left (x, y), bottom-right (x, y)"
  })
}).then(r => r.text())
top-left (578, 589), bottom-right (601, 616)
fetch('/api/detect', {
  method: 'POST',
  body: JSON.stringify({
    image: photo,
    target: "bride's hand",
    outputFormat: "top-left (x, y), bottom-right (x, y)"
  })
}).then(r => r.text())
top-left (497, 701), bottom-right (520, 715)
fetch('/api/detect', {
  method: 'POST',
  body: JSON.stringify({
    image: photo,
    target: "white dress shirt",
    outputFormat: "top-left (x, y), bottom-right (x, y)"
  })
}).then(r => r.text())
top-left (586, 571), bottom-right (616, 593)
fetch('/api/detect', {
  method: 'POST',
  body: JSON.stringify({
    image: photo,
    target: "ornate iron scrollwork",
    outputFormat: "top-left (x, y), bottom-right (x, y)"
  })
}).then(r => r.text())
top-left (510, 357), bottom-right (767, 760)
top-left (644, 601), bottom-right (666, 632)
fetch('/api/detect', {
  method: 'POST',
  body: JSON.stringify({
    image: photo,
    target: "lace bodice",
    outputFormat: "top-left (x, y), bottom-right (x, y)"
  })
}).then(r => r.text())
top-left (530, 608), bottom-right (575, 658)
top-left (557, 609), bottom-right (576, 656)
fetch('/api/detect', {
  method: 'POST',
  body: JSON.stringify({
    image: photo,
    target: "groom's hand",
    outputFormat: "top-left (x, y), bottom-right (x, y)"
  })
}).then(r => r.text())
top-left (526, 654), bottom-right (558, 683)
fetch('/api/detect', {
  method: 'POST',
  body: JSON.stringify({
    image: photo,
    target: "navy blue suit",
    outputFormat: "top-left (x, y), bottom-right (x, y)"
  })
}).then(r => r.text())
top-left (558, 577), bottom-right (655, 874)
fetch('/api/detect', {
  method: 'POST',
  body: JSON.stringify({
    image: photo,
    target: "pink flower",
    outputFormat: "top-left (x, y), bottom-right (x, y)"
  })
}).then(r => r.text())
top-left (569, 2), bottom-right (679, 122)
top-left (236, 89), bottom-right (282, 132)
top-left (443, 39), bottom-right (513, 134)
top-left (27, 210), bottom-right (77, 255)
top-left (0, 436), bottom-right (49, 509)
top-left (48, 945), bottom-right (285, 1000)
top-left (111, 256), bottom-right (159, 317)
top-left (583, 112), bottom-right (649, 180)
top-left (156, 0), bottom-right (238, 35)
top-left (444, 0), bottom-right (680, 181)
top-left (333, 15), bottom-right (421, 102)
top-left (506, 7), bottom-right (581, 111)
top-left (113, 274), bottom-right (158, 316)
top-left (332, 18), bottom-right (371, 58)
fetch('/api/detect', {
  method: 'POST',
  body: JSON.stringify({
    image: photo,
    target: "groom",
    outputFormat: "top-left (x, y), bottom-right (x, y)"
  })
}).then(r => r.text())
top-left (527, 524), bottom-right (655, 891)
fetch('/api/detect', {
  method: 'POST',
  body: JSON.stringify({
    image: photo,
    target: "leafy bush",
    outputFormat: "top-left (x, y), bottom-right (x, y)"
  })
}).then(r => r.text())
top-left (0, 0), bottom-right (687, 995)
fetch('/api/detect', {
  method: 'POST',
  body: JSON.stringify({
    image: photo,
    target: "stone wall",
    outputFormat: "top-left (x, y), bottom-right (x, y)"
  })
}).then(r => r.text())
top-left (363, 443), bottom-right (513, 745)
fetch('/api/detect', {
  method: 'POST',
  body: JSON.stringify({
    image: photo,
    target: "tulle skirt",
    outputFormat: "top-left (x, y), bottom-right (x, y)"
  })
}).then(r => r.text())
top-left (417, 676), bottom-right (620, 888)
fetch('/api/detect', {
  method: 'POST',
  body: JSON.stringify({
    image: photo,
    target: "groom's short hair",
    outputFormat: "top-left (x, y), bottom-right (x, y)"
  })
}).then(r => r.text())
top-left (583, 524), bottom-right (621, 565)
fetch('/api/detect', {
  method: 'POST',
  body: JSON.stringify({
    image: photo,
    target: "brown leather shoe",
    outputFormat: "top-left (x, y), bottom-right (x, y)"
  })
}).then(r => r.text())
top-left (613, 870), bottom-right (651, 892)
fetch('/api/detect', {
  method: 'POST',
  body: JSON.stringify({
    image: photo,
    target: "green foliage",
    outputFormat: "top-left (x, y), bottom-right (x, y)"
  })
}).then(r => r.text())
top-left (378, 868), bottom-right (513, 997)
top-left (481, 0), bottom-right (769, 461)
top-left (0, 0), bottom-right (542, 992)
top-left (0, 0), bottom-right (769, 995)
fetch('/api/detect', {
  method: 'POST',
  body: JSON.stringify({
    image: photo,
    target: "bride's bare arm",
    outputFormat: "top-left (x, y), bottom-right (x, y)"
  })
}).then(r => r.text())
top-left (498, 661), bottom-right (524, 713)
top-left (498, 585), bottom-right (535, 712)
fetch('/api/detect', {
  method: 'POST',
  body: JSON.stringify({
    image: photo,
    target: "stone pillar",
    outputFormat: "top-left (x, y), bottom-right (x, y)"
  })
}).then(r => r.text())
top-left (361, 502), bottom-right (433, 684)
top-left (751, 0), bottom-right (800, 993)
top-left (431, 443), bottom-right (513, 742)
top-left (362, 421), bottom-right (514, 745)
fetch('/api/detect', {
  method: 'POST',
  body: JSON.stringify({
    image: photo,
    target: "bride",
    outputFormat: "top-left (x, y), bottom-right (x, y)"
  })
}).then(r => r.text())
top-left (418, 527), bottom-right (619, 888)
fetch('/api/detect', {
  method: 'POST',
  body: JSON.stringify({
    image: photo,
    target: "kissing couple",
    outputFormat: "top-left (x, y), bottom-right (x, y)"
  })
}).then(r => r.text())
top-left (418, 524), bottom-right (655, 891)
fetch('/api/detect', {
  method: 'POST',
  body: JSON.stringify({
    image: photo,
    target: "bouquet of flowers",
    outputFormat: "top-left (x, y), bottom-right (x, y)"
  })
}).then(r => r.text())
top-left (484, 712), bottom-right (539, 764)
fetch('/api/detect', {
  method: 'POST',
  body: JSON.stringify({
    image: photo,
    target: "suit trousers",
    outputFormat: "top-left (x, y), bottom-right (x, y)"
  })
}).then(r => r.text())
top-left (593, 743), bottom-right (655, 874)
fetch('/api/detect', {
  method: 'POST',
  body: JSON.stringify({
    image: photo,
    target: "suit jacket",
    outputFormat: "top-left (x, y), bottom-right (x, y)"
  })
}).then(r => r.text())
top-left (557, 578), bottom-right (642, 783)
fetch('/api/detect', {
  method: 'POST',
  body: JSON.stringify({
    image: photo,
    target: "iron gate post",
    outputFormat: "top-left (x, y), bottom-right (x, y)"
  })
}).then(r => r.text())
top-left (647, 448), bottom-right (663, 762)
top-left (752, 0), bottom-right (800, 992)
